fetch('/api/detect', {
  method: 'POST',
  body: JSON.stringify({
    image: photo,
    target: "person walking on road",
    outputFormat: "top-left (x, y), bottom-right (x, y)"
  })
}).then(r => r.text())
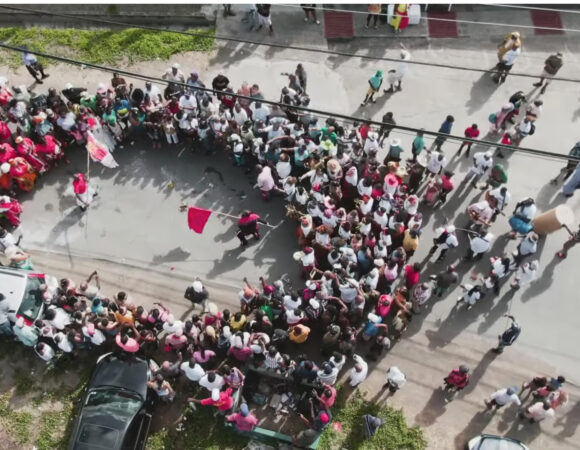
top-left (431, 115), bottom-right (454, 152)
top-left (493, 314), bottom-right (521, 353)
top-left (428, 225), bottom-right (458, 262)
top-left (485, 386), bottom-right (521, 410)
top-left (430, 265), bottom-right (459, 298)
top-left (534, 52), bottom-right (563, 95)
top-left (556, 224), bottom-right (580, 258)
top-left (494, 43), bottom-right (521, 84)
top-left (384, 49), bottom-right (411, 93)
top-left (365, 4), bottom-right (381, 29)
top-left (550, 142), bottom-right (580, 185)
top-left (561, 163), bottom-right (580, 198)
top-left (361, 70), bottom-right (383, 106)
top-left (301, 5), bottom-right (320, 25)
top-left (378, 112), bottom-right (396, 146)
top-left (456, 123), bottom-right (480, 157)
top-left (22, 47), bottom-right (49, 84)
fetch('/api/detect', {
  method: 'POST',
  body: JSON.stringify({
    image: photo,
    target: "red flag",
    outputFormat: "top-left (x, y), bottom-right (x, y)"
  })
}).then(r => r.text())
top-left (188, 207), bottom-right (212, 234)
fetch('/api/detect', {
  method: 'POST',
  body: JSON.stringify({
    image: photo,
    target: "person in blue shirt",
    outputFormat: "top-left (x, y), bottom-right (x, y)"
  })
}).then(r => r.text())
top-left (432, 115), bottom-right (455, 152)
top-left (21, 47), bottom-right (49, 84)
top-left (361, 313), bottom-right (388, 341)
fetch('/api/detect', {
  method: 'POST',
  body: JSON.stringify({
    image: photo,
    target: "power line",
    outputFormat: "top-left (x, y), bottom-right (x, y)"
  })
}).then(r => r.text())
top-left (0, 41), bottom-right (576, 164)
top-left (1, 5), bottom-right (580, 85)
top-left (279, 3), bottom-right (580, 34)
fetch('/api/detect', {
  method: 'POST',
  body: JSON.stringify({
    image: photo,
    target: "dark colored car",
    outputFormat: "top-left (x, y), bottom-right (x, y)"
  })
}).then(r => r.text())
top-left (68, 353), bottom-right (153, 450)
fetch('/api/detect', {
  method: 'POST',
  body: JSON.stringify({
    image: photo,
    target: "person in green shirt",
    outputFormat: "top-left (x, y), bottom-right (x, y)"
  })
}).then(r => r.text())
top-left (80, 92), bottom-right (97, 113)
top-left (320, 125), bottom-right (338, 145)
top-left (411, 130), bottom-right (425, 162)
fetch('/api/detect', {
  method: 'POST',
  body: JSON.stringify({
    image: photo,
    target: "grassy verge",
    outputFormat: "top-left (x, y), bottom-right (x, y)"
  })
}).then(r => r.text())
top-left (319, 388), bottom-right (427, 450)
top-left (0, 26), bottom-right (215, 67)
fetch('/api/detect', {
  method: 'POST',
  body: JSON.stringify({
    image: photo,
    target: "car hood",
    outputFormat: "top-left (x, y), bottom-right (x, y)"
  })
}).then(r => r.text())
top-left (72, 405), bottom-right (139, 450)
top-left (91, 354), bottom-right (149, 400)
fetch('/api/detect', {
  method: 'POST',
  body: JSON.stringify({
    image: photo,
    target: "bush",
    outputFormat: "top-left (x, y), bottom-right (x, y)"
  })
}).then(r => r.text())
top-left (0, 26), bottom-right (215, 68)
top-left (319, 389), bottom-right (427, 450)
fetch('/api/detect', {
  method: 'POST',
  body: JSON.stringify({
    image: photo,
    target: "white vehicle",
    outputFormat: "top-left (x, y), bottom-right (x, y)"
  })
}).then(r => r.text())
top-left (0, 267), bottom-right (57, 324)
top-left (467, 434), bottom-right (529, 450)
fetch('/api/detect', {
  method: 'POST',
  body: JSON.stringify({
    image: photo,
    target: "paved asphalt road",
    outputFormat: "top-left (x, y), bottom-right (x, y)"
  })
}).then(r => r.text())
top-left (2, 5), bottom-right (580, 449)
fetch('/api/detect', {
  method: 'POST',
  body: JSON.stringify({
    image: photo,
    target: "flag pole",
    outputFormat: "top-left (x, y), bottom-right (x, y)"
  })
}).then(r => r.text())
top-left (181, 203), bottom-right (276, 228)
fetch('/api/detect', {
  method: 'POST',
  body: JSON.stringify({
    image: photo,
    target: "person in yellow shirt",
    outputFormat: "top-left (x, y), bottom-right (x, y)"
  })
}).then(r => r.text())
top-left (289, 324), bottom-right (310, 344)
top-left (402, 229), bottom-right (420, 258)
top-left (230, 312), bottom-right (247, 332)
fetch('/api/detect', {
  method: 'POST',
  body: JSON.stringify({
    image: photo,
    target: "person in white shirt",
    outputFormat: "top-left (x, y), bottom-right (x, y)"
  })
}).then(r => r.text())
top-left (180, 359), bottom-right (206, 382)
top-left (463, 151), bottom-right (493, 187)
top-left (54, 331), bottom-right (74, 353)
top-left (485, 386), bottom-right (521, 410)
top-left (163, 315), bottom-right (184, 335)
top-left (429, 225), bottom-right (459, 261)
top-left (427, 152), bottom-right (447, 176)
top-left (521, 400), bottom-right (555, 423)
top-left (44, 307), bottom-right (71, 330)
top-left (456, 284), bottom-right (482, 310)
top-left (465, 231), bottom-right (494, 260)
top-left (178, 92), bottom-right (197, 113)
top-left (496, 45), bottom-right (521, 84)
top-left (232, 103), bottom-right (248, 126)
top-left (488, 186), bottom-right (511, 222)
top-left (22, 49), bottom-right (49, 83)
top-left (384, 366), bottom-right (406, 393)
top-left (317, 363), bottom-right (339, 385)
top-left (199, 372), bottom-right (225, 391)
top-left (0, 227), bottom-right (19, 252)
top-left (513, 117), bottom-right (533, 146)
top-left (363, 132), bottom-right (379, 155)
top-left (82, 323), bottom-right (106, 346)
top-left (250, 102), bottom-right (270, 123)
top-left (348, 354), bottom-right (368, 387)
top-left (510, 260), bottom-right (538, 290)
top-left (329, 352), bottom-right (346, 372)
top-left (144, 82), bottom-right (162, 104)
top-left (526, 99), bottom-right (543, 120)
top-left (35, 342), bottom-right (55, 363)
top-left (161, 63), bottom-right (185, 83)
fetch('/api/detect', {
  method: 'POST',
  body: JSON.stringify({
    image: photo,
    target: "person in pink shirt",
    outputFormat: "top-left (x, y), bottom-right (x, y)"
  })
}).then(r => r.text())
top-left (115, 332), bottom-right (140, 353)
top-left (164, 328), bottom-right (187, 352)
top-left (404, 263), bottom-right (421, 290)
top-left (457, 123), bottom-right (480, 157)
top-left (227, 403), bottom-right (258, 432)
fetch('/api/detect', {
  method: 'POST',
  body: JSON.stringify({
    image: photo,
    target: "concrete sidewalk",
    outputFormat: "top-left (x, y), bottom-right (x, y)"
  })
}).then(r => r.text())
top-left (27, 249), bottom-right (580, 450)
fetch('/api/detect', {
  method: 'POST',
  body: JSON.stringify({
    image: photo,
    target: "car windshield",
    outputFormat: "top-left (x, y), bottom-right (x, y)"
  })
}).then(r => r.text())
top-left (85, 387), bottom-right (142, 416)
top-left (17, 276), bottom-right (44, 320)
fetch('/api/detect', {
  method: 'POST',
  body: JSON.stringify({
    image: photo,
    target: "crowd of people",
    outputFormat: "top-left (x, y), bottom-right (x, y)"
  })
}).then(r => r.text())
top-left (0, 32), bottom-right (576, 444)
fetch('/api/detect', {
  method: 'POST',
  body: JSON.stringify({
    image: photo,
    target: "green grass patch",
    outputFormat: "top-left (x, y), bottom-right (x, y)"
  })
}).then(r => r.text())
top-left (319, 389), bottom-right (427, 450)
top-left (146, 403), bottom-right (248, 450)
top-left (0, 392), bottom-right (33, 444)
top-left (0, 26), bottom-right (215, 68)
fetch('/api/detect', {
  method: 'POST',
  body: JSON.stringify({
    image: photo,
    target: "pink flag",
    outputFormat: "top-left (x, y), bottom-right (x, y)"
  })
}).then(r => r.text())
top-left (188, 207), bottom-right (212, 234)
top-left (86, 131), bottom-right (118, 169)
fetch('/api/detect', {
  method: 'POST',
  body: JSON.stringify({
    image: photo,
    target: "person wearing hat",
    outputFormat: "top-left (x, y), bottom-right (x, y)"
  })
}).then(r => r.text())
top-left (162, 63), bottom-right (185, 84)
top-left (534, 52), bottom-right (563, 95)
top-left (227, 403), bottom-right (258, 433)
top-left (485, 385), bottom-right (521, 410)
top-left (384, 49), bottom-right (411, 93)
top-left (513, 232), bottom-right (538, 266)
top-left (184, 279), bottom-right (209, 311)
top-left (428, 225), bottom-right (458, 262)
top-left (301, 397), bottom-right (331, 432)
top-left (385, 138), bottom-right (404, 164)
top-left (510, 259), bottom-right (538, 290)
top-left (361, 70), bottom-right (383, 106)
top-left (443, 365), bottom-right (470, 392)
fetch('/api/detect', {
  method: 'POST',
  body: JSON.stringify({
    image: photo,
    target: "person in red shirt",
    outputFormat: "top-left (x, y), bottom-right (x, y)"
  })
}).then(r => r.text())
top-left (456, 123), bottom-right (480, 157)
top-left (0, 120), bottom-right (12, 144)
top-left (227, 403), bottom-right (258, 432)
top-left (312, 384), bottom-right (337, 410)
top-left (443, 365), bottom-right (470, 391)
top-left (404, 263), bottom-right (421, 290)
top-left (237, 210), bottom-right (267, 247)
top-left (192, 387), bottom-right (234, 412)
top-left (0, 142), bottom-right (16, 164)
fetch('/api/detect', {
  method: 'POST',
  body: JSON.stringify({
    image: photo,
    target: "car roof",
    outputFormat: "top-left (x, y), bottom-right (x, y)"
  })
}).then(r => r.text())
top-left (90, 353), bottom-right (149, 400)
top-left (0, 268), bottom-right (28, 311)
top-left (479, 435), bottom-right (528, 450)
